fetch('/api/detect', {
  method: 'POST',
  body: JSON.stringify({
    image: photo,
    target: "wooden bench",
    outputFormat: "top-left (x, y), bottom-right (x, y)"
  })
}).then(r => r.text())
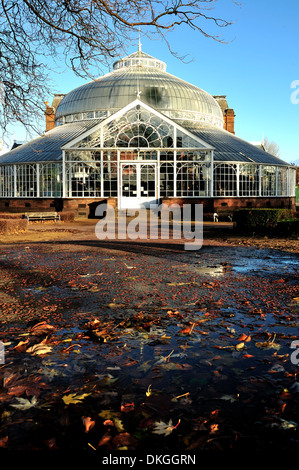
top-left (24, 212), bottom-right (60, 223)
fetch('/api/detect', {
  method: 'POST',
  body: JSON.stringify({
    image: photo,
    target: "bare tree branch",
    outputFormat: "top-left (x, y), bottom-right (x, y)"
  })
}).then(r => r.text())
top-left (263, 137), bottom-right (280, 157)
top-left (0, 0), bottom-right (242, 137)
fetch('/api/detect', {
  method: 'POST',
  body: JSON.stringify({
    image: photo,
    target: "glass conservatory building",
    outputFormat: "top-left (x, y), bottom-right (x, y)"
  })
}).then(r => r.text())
top-left (0, 49), bottom-right (296, 214)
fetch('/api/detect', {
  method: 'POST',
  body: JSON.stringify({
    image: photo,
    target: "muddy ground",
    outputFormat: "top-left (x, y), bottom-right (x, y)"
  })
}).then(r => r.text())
top-left (0, 219), bottom-right (298, 461)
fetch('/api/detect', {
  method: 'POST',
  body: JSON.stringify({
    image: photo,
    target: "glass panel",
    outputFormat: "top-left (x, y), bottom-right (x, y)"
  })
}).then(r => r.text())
top-left (139, 151), bottom-right (157, 160)
top-left (16, 164), bottom-right (37, 197)
top-left (103, 151), bottom-right (117, 162)
top-left (65, 150), bottom-right (100, 161)
top-left (0, 165), bottom-right (14, 197)
top-left (120, 150), bottom-right (139, 161)
top-left (95, 110), bottom-right (108, 119)
top-left (103, 105), bottom-right (174, 148)
top-left (176, 129), bottom-right (203, 148)
top-left (73, 113), bottom-right (82, 121)
top-left (82, 111), bottom-right (95, 119)
top-left (65, 161), bottom-right (101, 197)
top-left (289, 168), bottom-right (296, 197)
top-left (140, 165), bottom-right (156, 197)
top-left (122, 165), bottom-right (137, 197)
top-left (103, 162), bottom-right (117, 197)
top-left (213, 164), bottom-right (237, 197)
top-left (176, 163), bottom-right (203, 197)
top-left (277, 167), bottom-right (287, 196)
top-left (39, 163), bottom-right (62, 197)
top-left (160, 163), bottom-right (174, 197)
top-left (73, 129), bottom-right (101, 148)
top-left (177, 150), bottom-right (207, 161)
top-left (239, 164), bottom-right (260, 196)
top-left (261, 165), bottom-right (276, 196)
top-left (160, 151), bottom-right (174, 161)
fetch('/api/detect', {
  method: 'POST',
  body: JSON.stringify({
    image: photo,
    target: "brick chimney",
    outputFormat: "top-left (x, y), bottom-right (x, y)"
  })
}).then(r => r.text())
top-left (213, 95), bottom-right (236, 134)
top-left (44, 94), bottom-right (65, 132)
top-left (45, 101), bottom-right (55, 132)
top-left (223, 108), bottom-right (235, 134)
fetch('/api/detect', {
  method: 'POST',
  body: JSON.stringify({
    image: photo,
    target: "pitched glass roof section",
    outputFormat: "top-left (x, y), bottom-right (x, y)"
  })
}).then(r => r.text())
top-left (0, 120), bottom-right (102, 164)
top-left (183, 123), bottom-right (290, 166)
top-left (55, 50), bottom-right (224, 128)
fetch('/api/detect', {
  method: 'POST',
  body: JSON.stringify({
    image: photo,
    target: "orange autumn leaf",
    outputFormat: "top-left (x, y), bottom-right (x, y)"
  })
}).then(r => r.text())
top-left (82, 416), bottom-right (95, 433)
top-left (238, 334), bottom-right (251, 342)
top-left (14, 339), bottom-right (29, 352)
top-left (98, 432), bottom-right (112, 447)
top-left (281, 403), bottom-right (287, 413)
top-left (0, 436), bottom-right (8, 448)
top-left (210, 424), bottom-right (219, 433)
top-left (121, 402), bottom-right (135, 413)
top-left (179, 323), bottom-right (196, 335)
top-left (103, 419), bottom-right (115, 427)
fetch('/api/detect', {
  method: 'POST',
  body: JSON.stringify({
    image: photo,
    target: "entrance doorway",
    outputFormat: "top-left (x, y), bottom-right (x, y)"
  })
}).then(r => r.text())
top-left (120, 162), bottom-right (158, 209)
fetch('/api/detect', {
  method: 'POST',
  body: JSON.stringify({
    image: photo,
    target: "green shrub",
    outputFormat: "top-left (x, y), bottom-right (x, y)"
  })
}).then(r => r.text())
top-left (275, 219), bottom-right (299, 236)
top-left (233, 208), bottom-right (293, 229)
top-left (0, 218), bottom-right (28, 234)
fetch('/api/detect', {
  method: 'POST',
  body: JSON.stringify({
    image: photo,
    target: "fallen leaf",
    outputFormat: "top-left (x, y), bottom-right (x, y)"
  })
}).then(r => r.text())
top-left (113, 432), bottom-right (137, 449)
top-left (210, 424), bottom-right (219, 433)
top-left (121, 402), bottom-right (135, 413)
top-left (99, 411), bottom-right (125, 432)
top-left (238, 334), bottom-right (251, 342)
top-left (10, 396), bottom-right (38, 410)
top-left (152, 419), bottom-right (180, 436)
top-left (103, 419), bottom-right (114, 427)
top-left (272, 419), bottom-right (297, 430)
top-left (30, 321), bottom-right (55, 336)
top-left (62, 392), bottom-right (90, 405)
top-left (255, 341), bottom-right (280, 350)
top-left (82, 416), bottom-right (95, 433)
top-left (0, 436), bottom-right (8, 448)
top-left (14, 339), bottom-right (29, 352)
top-left (220, 394), bottom-right (237, 403)
top-left (98, 432), bottom-right (112, 447)
top-left (26, 343), bottom-right (53, 355)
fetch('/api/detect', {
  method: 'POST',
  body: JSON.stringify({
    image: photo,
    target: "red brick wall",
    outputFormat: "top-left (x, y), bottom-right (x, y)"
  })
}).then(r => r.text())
top-left (0, 198), bottom-right (117, 216)
top-left (0, 196), bottom-right (295, 217)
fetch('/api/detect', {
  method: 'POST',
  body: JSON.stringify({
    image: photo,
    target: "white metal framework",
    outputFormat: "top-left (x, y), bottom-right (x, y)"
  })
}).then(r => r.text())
top-left (0, 101), bottom-right (296, 206)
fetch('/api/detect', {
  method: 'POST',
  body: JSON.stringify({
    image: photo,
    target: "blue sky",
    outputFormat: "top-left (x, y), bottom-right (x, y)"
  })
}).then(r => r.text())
top-left (3, 0), bottom-right (299, 164)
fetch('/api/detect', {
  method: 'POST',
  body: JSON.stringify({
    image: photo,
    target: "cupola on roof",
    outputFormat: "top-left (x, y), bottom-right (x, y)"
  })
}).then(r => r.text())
top-left (55, 48), bottom-right (224, 128)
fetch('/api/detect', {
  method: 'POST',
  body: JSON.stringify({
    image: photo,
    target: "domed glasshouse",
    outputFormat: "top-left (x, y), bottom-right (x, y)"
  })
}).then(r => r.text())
top-left (0, 47), bottom-right (296, 216)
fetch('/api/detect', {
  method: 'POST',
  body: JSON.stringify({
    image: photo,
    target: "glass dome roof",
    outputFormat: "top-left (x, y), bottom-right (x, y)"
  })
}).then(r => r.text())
top-left (55, 50), bottom-right (224, 128)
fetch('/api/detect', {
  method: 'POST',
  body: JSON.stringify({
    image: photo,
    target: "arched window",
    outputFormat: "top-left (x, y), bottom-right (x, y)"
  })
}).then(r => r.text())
top-left (16, 164), bottom-right (37, 197)
top-left (213, 164), bottom-right (237, 196)
top-left (239, 164), bottom-right (259, 196)
top-left (176, 162), bottom-right (208, 197)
